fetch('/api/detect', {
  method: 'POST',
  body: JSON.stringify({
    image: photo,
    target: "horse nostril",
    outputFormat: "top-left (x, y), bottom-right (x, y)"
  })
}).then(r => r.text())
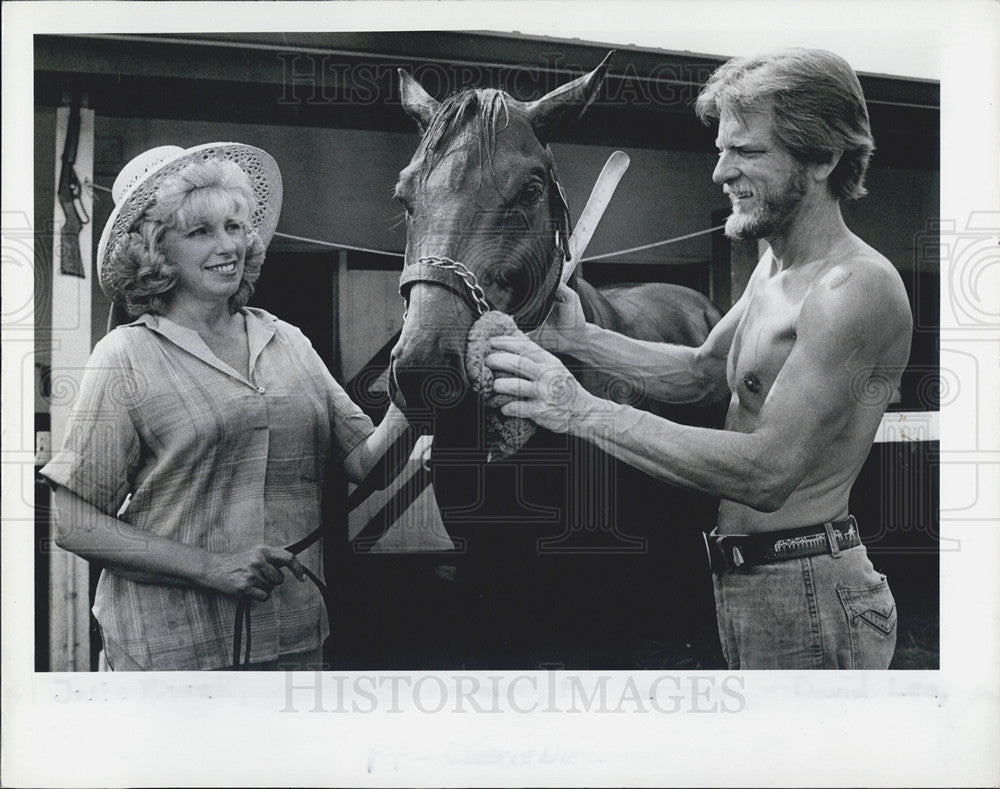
top-left (390, 336), bottom-right (405, 362)
top-left (391, 363), bottom-right (420, 411)
top-left (391, 350), bottom-right (469, 413)
top-left (442, 350), bottom-right (466, 379)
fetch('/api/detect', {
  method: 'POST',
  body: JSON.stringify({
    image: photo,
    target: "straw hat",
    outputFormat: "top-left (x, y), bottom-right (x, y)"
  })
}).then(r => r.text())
top-left (96, 142), bottom-right (282, 301)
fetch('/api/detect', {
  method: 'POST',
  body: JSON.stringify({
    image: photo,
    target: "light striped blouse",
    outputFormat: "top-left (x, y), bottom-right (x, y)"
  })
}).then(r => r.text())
top-left (41, 308), bottom-right (374, 670)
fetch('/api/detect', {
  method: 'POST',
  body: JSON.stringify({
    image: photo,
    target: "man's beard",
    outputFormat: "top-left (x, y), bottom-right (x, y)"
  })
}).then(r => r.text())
top-left (724, 165), bottom-right (809, 241)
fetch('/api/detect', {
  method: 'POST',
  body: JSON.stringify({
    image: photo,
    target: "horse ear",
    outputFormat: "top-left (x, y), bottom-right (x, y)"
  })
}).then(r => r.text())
top-left (525, 51), bottom-right (614, 141)
top-left (398, 69), bottom-right (440, 132)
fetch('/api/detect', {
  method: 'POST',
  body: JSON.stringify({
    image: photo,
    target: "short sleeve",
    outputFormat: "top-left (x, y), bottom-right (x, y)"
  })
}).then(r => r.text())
top-left (327, 375), bottom-right (376, 462)
top-left (282, 322), bottom-right (375, 463)
top-left (39, 331), bottom-right (142, 515)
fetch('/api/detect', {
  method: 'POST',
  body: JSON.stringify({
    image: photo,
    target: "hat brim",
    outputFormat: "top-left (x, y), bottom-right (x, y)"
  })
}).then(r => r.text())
top-left (97, 142), bottom-right (282, 301)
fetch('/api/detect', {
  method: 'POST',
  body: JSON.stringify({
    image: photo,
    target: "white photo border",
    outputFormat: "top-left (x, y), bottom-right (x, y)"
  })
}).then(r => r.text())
top-left (3, 1), bottom-right (998, 786)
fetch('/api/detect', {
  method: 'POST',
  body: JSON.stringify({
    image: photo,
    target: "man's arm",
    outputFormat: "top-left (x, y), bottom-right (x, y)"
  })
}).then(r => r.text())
top-left (492, 261), bottom-right (909, 511)
top-left (534, 273), bottom-right (759, 405)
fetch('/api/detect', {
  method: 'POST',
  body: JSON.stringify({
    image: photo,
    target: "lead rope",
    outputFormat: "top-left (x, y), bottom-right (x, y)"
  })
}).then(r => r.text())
top-left (233, 595), bottom-right (252, 669)
top-left (232, 564), bottom-right (328, 669)
top-left (232, 426), bottom-right (420, 669)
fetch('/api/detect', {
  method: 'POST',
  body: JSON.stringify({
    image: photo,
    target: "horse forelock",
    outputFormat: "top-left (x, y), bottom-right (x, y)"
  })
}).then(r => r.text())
top-left (415, 88), bottom-right (514, 184)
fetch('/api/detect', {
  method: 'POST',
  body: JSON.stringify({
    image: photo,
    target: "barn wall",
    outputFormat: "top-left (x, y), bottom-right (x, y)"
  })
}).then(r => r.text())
top-left (842, 165), bottom-right (941, 271)
top-left (89, 114), bottom-right (939, 268)
top-left (33, 108), bottom-right (939, 368)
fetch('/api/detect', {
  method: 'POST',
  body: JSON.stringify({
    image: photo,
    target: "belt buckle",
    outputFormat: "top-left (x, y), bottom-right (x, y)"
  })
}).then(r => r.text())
top-left (732, 544), bottom-right (745, 567)
top-left (719, 536), bottom-right (745, 568)
top-left (711, 535), bottom-right (744, 572)
top-left (704, 532), bottom-right (725, 573)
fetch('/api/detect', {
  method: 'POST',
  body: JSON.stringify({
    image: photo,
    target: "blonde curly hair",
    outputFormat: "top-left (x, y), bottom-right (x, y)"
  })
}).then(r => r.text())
top-left (102, 158), bottom-right (266, 317)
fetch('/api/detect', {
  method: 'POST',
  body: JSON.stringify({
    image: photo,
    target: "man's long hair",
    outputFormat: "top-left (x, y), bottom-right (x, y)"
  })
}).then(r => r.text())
top-left (696, 48), bottom-right (875, 200)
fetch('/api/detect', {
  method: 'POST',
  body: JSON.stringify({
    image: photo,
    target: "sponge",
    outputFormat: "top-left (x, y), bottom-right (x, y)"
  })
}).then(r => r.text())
top-left (466, 311), bottom-right (536, 461)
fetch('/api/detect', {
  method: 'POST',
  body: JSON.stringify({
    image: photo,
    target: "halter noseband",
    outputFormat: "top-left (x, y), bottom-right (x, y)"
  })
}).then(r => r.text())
top-left (399, 256), bottom-right (493, 318)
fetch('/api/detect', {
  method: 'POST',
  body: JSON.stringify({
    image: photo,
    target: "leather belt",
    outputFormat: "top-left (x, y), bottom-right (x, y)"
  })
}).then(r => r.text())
top-left (704, 516), bottom-right (861, 574)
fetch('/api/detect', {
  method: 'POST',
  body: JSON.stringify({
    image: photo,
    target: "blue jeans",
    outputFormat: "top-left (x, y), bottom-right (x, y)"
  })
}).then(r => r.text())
top-left (712, 545), bottom-right (897, 669)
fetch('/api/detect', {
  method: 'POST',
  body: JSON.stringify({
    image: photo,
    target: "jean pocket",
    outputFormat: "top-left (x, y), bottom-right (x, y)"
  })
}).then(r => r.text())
top-left (837, 576), bottom-right (897, 669)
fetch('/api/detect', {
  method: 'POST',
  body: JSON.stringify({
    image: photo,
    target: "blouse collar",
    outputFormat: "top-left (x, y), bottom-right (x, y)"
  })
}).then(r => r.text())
top-left (122, 308), bottom-right (278, 387)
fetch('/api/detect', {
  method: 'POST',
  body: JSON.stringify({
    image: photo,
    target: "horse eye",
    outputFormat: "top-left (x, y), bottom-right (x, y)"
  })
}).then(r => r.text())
top-left (517, 182), bottom-right (544, 206)
top-left (493, 265), bottom-right (529, 297)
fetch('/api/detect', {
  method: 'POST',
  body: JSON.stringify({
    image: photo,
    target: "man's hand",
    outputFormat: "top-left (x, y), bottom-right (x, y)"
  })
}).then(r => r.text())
top-left (528, 283), bottom-right (589, 355)
top-left (205, 545), bottom-right (307, 601)
top-left (487, 333), bottom-right (599, 434)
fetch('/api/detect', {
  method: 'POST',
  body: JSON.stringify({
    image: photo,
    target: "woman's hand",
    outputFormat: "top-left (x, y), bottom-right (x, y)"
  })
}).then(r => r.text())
top-left (52, 487), bottom-right (311, 600)
top-left (486, 333), bottom-right (599, 434)
top-left (528, 283), bottom-right (589, 355)
top-left (204, 545), bottom-right (307, 601)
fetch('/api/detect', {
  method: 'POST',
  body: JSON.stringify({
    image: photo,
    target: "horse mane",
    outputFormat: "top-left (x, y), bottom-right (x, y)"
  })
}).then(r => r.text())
top-left (414, 88), bottom-right (512, 183)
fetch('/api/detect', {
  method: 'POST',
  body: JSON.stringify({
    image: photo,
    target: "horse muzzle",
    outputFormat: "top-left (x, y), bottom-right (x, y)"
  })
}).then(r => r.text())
top-left (389, 336), bottom-right (470, 416)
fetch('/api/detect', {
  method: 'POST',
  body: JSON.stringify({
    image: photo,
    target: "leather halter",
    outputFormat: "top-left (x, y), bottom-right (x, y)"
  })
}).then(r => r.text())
top-left (397, 170), bottom-right (571, 332)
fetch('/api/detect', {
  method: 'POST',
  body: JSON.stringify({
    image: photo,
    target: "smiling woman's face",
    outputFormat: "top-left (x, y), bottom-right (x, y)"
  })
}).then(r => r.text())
top-left (160, 190), bottom-right (249, 307)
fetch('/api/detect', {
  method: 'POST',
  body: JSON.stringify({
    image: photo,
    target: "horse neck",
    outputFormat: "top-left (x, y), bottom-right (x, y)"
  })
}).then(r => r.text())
top-left (571, 275), bottom-right (627, 334)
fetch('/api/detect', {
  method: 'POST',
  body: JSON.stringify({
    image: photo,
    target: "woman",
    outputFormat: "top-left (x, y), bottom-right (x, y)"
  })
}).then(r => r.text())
top-left (41, 143), bottom-right (408, 671)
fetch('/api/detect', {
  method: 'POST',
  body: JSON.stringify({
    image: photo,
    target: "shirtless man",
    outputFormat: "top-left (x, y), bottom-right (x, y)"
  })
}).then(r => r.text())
top-left (486, 48), bottom-right (912, 669)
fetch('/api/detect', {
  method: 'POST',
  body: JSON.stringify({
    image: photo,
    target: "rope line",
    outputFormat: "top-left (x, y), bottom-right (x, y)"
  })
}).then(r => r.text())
top-left (88, 176), bottom-right (727, 263)
top-left (273, 231), bottom-right (406, 258)
top-left (271, 225), bottom-right (727, 263)
top-left (579, 224), bottom-right (727, 262)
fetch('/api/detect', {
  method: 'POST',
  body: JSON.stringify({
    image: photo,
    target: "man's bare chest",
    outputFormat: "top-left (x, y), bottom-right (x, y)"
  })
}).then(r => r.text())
top-left (728, 279), bottom-right (806, 411)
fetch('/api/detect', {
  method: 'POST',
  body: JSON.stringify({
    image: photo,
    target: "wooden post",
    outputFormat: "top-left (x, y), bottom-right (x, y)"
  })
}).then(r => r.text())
top-left (48, 103), bottom-right (95, 672)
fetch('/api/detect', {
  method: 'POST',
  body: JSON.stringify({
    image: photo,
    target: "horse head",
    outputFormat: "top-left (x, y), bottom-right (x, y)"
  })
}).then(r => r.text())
top-left (390, 53), bottom-right (612, 418)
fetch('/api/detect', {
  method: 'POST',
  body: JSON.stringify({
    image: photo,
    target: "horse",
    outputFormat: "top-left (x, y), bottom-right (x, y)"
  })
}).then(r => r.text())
top-left (340, 54), bottom-right (727, 669)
